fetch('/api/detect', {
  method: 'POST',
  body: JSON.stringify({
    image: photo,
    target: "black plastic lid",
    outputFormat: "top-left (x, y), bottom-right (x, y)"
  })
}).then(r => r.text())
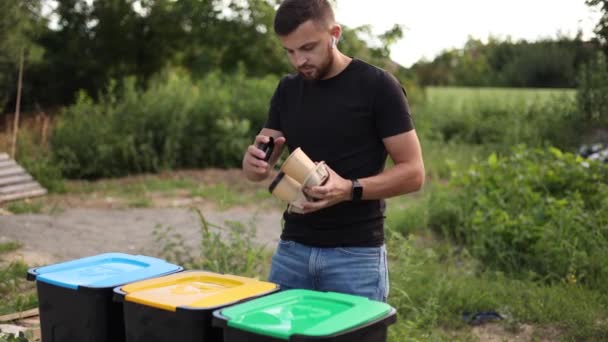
top-left (257, 136), bottom-right (274, 162)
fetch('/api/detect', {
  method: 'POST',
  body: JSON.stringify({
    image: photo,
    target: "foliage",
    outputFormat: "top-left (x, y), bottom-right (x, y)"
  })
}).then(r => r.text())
top-left (429, 146), bottom-right (608, 290)
top-left (415, 87), bottom-right (580, 151)
top-left (0, 334), bottom-right (29, 342)
top-left (385, 231), bottom-right (608, 341)
top-left (10, 0), bottom-right (408, 111)
top-left (0, 0), bottom-right (45, 113)
top-left (413, 36), bottom-right (599, 88)
top-left (0, 243), bottom-right (37, 316)
top-left (154, 208), bottom-right (270, 278)
top-left (577, 52), bottom-right (608, 128)
top-left (5, 200), bottom-right (43, 215)
top-left (587, 0), bottom-right (608, 47)
top-left (52, 69), bottom-right (275, 178)
top-left (14, 129), bottom-right (64, 193)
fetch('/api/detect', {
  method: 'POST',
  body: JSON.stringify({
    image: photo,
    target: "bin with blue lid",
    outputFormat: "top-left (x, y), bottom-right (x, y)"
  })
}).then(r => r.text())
top-left (26, 252), bottom-right (182, 342)
top-left (113, 270), bottom-right (279, 342)
top-left (212, 289), bottom-right (397, 341)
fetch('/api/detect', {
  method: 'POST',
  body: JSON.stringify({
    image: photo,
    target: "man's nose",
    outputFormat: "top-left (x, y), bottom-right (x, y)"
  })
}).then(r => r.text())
top-left (294, 53), bottom-right (308, 67)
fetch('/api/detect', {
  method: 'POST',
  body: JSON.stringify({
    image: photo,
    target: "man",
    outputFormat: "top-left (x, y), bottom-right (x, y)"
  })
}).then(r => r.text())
top-left (242, 0), bottom-right (424, 302)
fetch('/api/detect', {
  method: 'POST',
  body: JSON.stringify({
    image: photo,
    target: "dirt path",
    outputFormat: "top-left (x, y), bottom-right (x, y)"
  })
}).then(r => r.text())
top-left (0, 169), bottom-right (286, 265)
top-left (0, 205), bottom-right (283, 265)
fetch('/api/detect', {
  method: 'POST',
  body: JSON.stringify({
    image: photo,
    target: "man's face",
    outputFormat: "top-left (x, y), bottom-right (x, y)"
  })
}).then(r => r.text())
top-left (279, 20), bottom-right (335, 80)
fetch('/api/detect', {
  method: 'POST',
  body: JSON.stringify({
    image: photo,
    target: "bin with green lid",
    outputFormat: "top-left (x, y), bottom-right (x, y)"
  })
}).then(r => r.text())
top-left (26, 253), bottom-right (183, 342)
top-left (212, 289), bottom-right (397, 341)
top-left (113, 270), bottom-right (279, 342)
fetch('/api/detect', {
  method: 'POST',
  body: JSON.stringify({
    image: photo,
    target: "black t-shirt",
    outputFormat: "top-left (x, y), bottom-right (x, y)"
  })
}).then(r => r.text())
top-left (265, 58), bottom-right (414, 247)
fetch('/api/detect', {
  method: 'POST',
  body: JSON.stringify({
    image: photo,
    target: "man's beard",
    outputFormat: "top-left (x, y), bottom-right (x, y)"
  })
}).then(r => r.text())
top-left (298, 51), bottom-right (334, 80)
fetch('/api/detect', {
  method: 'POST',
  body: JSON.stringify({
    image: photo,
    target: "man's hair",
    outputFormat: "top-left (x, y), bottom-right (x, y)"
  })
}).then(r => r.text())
top-left (274, 0), bottom-right (335, 36)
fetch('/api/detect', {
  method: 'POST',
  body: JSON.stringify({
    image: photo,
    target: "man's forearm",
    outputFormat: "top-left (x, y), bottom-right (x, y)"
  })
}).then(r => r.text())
top-left (358, 161), bottom-right (425, 200)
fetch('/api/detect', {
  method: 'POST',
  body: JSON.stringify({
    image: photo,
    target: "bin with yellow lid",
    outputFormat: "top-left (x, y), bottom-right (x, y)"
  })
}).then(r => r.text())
top-left (113, 270), bottom-right (279, 342)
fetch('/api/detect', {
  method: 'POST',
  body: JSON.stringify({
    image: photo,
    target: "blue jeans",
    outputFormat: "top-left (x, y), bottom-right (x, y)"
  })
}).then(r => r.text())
top-left (268, 240), bottom-right (389, 302)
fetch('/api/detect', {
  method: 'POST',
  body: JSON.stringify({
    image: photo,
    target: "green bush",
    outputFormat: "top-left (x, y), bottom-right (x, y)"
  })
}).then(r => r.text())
top-left (432, 146), bottom-right (608, 289)
top-left (52, 69), bottom-right (278, 179)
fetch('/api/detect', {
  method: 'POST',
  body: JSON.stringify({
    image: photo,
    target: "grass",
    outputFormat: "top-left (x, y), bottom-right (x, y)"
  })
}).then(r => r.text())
top-left (424, 86), bottom-right (576, 108)
top-left (4, 201), bottom-right (44, 215)
top-left (385, 231), bottom-right (608, 341)
top-left (0, 241), bottom-right (22, 254)
top-left (190, 182), bottom-right (273, 210)
top-left (63, 175), bottom-right (276, 210)
top-left (0, 242), bottom-right (37, 316)
top-left (155, 208), bottom-right (273, 278)
top-left (412, 86), bottom-right (581, 151)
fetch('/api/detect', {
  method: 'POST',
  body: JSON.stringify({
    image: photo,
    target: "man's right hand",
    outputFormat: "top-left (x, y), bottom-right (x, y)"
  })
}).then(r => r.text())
top-left (242, 134), bottom-right (286, 182)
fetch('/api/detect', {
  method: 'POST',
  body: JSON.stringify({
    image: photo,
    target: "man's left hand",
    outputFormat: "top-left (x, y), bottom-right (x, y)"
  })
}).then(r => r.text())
top-left (300, 164), bottom-right (352, 214)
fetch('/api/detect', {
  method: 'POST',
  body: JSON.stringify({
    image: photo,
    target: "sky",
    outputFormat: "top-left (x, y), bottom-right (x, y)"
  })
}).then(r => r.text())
top-left (334, 0), bottom-right (603, 67)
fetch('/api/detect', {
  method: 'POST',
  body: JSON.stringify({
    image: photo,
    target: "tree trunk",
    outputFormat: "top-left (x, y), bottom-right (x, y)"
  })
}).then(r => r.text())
top-left (11, 48), bottom-right (24, 158)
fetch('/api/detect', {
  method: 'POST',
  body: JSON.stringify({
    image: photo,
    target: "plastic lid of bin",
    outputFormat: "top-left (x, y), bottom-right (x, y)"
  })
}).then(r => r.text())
top-left (29, 253), bottom-right (182, 290)
top-left (119, 271), bottom-right (278, 312)
top-left (219, 289), bottom-right (392, 339)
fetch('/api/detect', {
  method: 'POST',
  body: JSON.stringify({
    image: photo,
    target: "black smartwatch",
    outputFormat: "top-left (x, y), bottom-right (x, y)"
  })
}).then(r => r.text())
top-left (351, 179), bottom-right (363, 202)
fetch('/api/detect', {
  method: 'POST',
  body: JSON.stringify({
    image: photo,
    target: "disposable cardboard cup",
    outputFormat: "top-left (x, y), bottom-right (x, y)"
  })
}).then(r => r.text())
top-left (302, 162), bottom-right (329, 188)
top-left (288, 201), bottom-right (306, 214)
top-left (281, 148), bottom-right (316, 184)
top-left (269, 172), bottom-right (302, 203)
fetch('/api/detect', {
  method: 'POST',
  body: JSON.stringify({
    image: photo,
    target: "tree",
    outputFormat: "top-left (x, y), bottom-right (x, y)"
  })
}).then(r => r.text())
top-left (0, 0), bottom-right (45, 113)
top-left (587, 0), bottom-right (608, 46)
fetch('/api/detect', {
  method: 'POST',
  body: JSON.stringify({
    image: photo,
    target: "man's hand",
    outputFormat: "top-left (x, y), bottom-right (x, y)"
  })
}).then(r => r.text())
top-left (300, 164), bottom-right (352, 213)
top-left (243, 135), bottom-right (286, 181)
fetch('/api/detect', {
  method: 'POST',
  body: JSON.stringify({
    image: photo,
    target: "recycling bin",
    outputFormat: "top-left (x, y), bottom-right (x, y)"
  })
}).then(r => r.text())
top-left (212, 289), bottom-right (397, 342)
top-left (26, 253), bottom-right (183, 342)
top-left (113, 270), bottom-right (279, 342)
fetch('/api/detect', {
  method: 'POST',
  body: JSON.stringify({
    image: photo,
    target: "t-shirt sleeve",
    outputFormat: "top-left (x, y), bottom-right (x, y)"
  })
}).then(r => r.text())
top-left (373, 71), bottom-right (414, 138)
top-left (264, 78), bottom-right (284, 131)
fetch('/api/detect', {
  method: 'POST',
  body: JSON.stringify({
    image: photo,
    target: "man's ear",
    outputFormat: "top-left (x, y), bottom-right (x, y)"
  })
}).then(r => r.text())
top-left (330, 24), bottom-right (341, 48)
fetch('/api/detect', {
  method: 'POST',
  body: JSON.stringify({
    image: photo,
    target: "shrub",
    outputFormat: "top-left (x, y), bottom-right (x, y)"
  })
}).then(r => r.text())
top-left (431, 146), bottom-right (608, 289)
top-left (52, 69), bottom-right (278, 179)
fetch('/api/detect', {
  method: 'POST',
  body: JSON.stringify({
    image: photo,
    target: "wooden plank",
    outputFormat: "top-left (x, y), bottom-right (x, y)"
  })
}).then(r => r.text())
top-left (0, 154), bottom-right (47, 203)
top-left (0, 174), bottom-right (32, 187)
top-left (0, 182), bottom-right (42, 195)
top-left (0, 160), bottom-right (18, 169)
top-left (0, 188), bottom-right (47, 203)
top-left (0, 309), bottom-right (39, 323)
top-left (16, 317), bottom-right (40, 326)
top-left (0, 166), bottom-right (25, 178)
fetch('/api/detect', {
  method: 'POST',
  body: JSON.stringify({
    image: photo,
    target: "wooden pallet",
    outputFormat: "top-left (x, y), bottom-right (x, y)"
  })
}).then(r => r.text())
top-left (0, 308), bottom-right (40, 341)
top-left (0, 153), bottom-right (47, 203)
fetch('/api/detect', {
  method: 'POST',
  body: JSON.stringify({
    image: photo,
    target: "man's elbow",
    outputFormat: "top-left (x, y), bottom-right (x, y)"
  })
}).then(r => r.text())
top-left (413, 169), bottom-right (425, 191)
top-left (406, 165), bottom-right (425, 193)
